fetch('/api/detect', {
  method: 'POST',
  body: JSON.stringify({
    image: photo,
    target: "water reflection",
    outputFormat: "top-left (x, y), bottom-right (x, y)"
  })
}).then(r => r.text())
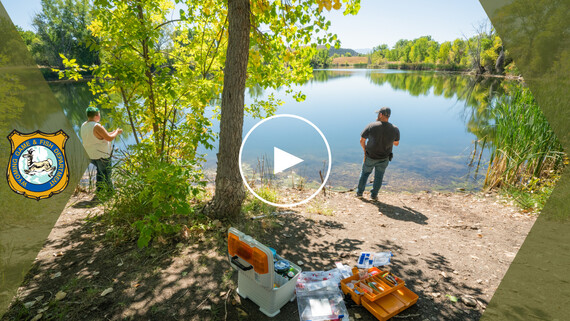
top-left (49, 70), bottom-right (522, 192)
top-left (366, 70), bottom-right (521, 146)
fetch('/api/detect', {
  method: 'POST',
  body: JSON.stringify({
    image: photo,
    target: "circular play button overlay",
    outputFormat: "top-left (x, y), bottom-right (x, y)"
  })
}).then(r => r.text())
top-left (239, 114), bottom-right (332, 207)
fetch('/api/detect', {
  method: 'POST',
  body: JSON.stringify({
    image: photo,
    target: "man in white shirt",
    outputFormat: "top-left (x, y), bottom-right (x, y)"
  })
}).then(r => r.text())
top-left (80, 106), bottom-right (122, 195)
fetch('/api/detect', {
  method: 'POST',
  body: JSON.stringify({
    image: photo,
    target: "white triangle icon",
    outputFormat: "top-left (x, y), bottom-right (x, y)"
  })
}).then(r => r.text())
top-left (274, 147), bottom-right (304, 174)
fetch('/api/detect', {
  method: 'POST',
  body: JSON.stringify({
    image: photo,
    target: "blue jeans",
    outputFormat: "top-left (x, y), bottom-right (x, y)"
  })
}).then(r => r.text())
top-left (357, 156), bottom-right (389, 197)
top-left (91, 157), bottom-right (113, 193)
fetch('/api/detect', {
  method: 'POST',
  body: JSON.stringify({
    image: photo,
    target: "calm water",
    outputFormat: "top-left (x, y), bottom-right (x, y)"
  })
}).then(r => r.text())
top-left (50, 69), bottom-right (515, 192)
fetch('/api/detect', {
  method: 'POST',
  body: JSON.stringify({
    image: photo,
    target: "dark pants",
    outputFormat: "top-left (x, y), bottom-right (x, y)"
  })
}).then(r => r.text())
top-left (91, 157), bottom-right (112, 193)
top-left (356, 156), bottom-right (389, 198)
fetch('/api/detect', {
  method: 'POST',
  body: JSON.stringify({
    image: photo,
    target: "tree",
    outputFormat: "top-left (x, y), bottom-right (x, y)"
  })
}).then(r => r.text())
top-left (208, 0), bottom-right (360, 220)
top-left (426, 40), bottom-right (439, 64)
top-left (208, 0), bottom-right (250, 220)
top-left (464, 21), bottom-right (493, 74)
top-left (57, 0), bottom-right (226, 247)
top-left (32, 0), bottom-right (98, 67)
top-left (437, 41), bottom-right (451, 64)
top-left (393, 39), bottom-right (412, 62)
top-left (15, 27), bottom-right (43, 63)
top-left (450, 38), bottom-right (467, 65)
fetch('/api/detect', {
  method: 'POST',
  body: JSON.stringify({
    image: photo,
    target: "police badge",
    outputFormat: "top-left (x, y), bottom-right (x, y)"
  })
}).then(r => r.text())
top-left (6, 130), bottom-right (70, 200)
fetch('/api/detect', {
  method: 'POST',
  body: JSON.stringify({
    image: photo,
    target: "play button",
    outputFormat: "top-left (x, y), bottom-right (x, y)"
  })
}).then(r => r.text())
top-left (273, 147), bottom-right (303, 174)
top-left (239, 114), bottom-right (332, 208)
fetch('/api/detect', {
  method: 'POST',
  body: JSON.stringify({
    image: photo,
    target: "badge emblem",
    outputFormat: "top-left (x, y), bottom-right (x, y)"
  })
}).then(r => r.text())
top-left (6, 130), bottom-right (69, 200)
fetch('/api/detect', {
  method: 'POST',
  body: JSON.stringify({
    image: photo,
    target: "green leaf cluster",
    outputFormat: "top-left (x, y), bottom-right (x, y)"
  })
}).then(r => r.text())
top-left (101, 143), bottom-right (207, 248)
top-left (30, 0), bottom-right (99, 67)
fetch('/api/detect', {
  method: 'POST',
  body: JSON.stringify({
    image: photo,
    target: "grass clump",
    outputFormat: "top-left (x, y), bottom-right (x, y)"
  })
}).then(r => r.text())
top-left (484, 87), bottom-right (567, 210)
top-left (242, 186), bottom-right (279, 216)
top-left (305, 198), bottom-right (334, 216)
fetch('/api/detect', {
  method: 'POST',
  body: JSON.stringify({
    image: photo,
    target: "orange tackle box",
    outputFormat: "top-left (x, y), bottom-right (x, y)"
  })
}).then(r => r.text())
top-left (340, 267), bottom-right (418, 321)
top-left (228, 227), bottom-right (301, 317)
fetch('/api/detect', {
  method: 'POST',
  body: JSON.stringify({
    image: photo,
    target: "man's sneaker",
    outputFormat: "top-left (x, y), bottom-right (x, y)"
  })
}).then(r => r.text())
top-left (370, 195), bottom-right (378, 201)
top-left (356, 193), bottom-right (363, 199)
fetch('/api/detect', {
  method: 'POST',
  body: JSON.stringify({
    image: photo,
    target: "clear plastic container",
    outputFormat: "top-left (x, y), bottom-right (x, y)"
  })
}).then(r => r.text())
top-left (297, 290), bottom-right (348, 321)
top-left (356, 251), bottom-right (393, 268)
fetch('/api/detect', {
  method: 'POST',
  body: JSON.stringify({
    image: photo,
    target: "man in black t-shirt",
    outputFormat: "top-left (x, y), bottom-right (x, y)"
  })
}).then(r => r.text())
top-left (356, 107), bottom-right (400, 200)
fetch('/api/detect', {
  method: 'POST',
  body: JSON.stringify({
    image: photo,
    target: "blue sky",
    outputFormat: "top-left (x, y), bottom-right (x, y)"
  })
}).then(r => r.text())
top-left (3, 0), bottom-right (490, 49)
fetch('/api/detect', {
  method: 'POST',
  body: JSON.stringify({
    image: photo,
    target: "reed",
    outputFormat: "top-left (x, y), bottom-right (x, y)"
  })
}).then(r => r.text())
top-left (483, 87), bottom-right (566, 195)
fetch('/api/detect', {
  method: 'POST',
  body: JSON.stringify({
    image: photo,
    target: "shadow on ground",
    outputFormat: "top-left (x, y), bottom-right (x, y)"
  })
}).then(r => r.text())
top-left (3, 197), bottom-right (483, 321)
top-left (360, 198), bottom-right (429, 225)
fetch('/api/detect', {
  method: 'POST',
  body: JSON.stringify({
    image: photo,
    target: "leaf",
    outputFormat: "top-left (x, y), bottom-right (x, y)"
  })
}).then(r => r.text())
top-left (101, 287), bottom-right (114, 297)
top-left (446, 294), bottom-right (458, 303)
top-left (55, 291), bottom-right (67, 301)
top-left (30, 314), bottom-right (43, 321)
top-left (23, 301), bottom-right (36, 309)
top-left (51, 272), bottom-right (62, 279)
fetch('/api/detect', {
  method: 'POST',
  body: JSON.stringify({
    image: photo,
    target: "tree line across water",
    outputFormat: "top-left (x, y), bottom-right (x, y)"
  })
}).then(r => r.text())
top-left (311, 28), bottom-right (518, 76)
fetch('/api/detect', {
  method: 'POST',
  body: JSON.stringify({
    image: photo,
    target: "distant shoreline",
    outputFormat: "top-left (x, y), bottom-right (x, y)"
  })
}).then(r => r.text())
top-left (317, 66), bottom-right (524, 81)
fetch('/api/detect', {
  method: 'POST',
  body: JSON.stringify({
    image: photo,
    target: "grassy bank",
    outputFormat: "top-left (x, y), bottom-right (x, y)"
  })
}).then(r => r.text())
top-left (482, 87), bottom-right (567, 211)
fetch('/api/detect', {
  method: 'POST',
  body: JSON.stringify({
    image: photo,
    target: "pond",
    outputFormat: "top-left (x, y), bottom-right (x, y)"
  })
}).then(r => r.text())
top-left (50, 69), bottom-right (518, 192)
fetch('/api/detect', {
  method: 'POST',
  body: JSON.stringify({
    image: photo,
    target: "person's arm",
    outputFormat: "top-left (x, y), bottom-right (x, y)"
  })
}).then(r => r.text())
top-left (360, 137), bottom-right (366, 152)
top-left (393, 126), bottom-right (400, 146)
top-left (93, 124), bottom-right (122, 142)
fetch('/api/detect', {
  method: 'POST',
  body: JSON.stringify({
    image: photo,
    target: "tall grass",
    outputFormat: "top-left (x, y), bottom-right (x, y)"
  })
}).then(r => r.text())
top-left (484, 87), bottom-right (566, 198)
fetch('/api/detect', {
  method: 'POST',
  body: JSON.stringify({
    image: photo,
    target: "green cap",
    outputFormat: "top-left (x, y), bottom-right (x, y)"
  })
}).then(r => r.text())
top-left (86, 106), bottom-right (99, 118)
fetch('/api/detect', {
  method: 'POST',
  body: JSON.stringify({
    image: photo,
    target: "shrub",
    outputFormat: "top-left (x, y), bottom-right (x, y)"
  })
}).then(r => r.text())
top-left (101, 143), bottom-right (206, 248)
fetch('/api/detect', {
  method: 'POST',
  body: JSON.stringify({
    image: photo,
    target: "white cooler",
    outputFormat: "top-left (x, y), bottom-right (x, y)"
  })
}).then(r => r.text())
top-left (228, 227), bottom-right (301, 317)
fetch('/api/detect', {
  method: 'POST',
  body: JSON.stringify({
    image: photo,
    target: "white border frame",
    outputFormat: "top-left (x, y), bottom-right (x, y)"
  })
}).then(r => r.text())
top-left (238, 114), bottom-right (332, 208)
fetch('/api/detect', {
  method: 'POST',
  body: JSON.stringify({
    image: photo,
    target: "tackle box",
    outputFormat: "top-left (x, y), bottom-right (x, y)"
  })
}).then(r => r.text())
top-left (340, 267), bottom-right (418, 321)
top-left (228, 227), bottom-right (301, 317)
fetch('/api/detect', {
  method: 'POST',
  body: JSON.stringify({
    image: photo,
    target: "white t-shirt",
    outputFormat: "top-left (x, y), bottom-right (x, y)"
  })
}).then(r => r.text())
top-left (80, 121), bottom-right (112, 159)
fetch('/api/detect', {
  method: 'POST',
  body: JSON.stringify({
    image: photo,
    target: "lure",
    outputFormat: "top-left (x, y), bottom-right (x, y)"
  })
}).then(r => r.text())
top-left (368, 282), bottom-right (383, 292)
top-left (384, 274), bottom-right (397, 285)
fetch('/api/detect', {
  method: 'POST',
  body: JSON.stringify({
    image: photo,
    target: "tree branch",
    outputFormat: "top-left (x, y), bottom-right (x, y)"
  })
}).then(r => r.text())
top-left (154, 19), bottom-right (183, 30)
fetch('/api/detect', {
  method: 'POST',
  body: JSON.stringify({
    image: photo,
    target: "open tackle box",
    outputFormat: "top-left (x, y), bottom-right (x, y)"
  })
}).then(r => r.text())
top-left (228, 227), bottom-right (301, 317)
top-left (340, 267), bottom-right (418, 321)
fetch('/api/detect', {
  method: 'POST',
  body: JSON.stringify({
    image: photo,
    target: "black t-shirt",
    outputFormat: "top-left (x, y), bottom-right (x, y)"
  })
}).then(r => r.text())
top-left (361, 121), bottom-right (400, 160)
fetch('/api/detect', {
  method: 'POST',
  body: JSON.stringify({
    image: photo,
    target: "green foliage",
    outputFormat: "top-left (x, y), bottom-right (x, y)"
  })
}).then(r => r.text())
top-left (102, 144), bottom-right (206, 248)
top-left (242, 187), bottom-right (278, 215)
top-left (15, 26), bottom-right (43, 63)
top-left (31, 0), bottom-right (98, 67)
top-left (310, 49), bottom-right (332, 68)
top-left (483, 87), bottom-right (566, 209)
top-left (493, 0), bottom-right (568, 77)
top-left (365, 31), bottom-right (512, 74)
top-left (501, 174), bottom-right (560, 212)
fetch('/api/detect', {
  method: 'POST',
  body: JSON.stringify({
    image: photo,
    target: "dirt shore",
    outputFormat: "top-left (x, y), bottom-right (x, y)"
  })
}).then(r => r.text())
top-left (2, 189), bottom-right (535, 321)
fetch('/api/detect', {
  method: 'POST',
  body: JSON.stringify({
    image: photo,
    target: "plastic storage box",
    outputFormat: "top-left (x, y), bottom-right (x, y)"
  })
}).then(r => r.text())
top-left (340, 267), bottom-right (418, 321)
top-left (296, 271), bottom-right (349, 321)
top-left (228, 228), bottom-right (301, 317)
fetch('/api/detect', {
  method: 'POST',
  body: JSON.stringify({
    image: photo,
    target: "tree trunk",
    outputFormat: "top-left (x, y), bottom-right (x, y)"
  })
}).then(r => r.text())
top-left (495, 47), bottom-right (505, 74)
top-left (208, 0), bottom-right (250, 221)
